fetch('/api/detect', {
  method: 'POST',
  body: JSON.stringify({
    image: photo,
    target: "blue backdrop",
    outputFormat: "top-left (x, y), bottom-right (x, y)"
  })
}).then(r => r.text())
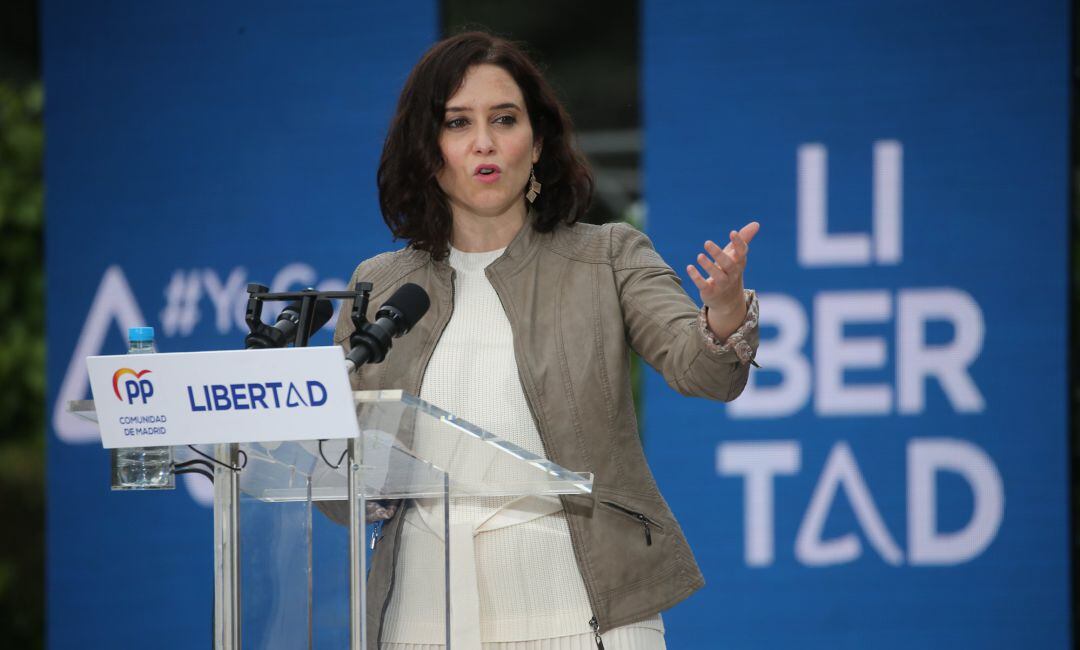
top-left (44, 1), bottom-right (1070, 648)
top-left (43, 2), bottom-right (436, 647)
top-left (642, 0), bottom-right (1070, 647)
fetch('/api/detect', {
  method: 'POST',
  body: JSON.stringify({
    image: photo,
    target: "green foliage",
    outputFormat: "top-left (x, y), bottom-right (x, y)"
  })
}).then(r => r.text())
top-left (0, 81), bottom-right (43, 434)
top-left (0, 79), bottom-right (44, 649)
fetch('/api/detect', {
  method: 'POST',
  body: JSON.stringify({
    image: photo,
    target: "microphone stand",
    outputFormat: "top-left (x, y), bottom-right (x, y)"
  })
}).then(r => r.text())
top-left (243, 282), bottom-right (371, 348)
top-left (238, 281), bottom-right (375, 650)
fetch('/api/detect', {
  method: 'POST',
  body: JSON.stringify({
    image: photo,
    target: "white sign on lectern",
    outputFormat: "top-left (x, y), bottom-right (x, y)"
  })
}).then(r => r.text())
top-left (87, 346), bottom-right (360, 448)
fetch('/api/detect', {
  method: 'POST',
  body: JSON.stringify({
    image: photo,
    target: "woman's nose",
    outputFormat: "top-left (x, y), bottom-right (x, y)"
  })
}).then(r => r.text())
top-left (472, 125), bottom-right (495, 154)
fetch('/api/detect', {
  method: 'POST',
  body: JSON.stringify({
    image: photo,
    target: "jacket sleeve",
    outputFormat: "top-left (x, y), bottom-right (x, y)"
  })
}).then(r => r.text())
top-left (611, 222), bottom-right (759, 402)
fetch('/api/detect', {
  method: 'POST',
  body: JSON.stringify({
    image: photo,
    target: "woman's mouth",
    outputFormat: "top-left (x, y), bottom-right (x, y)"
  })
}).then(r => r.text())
top-left (474, 164), bottom-right (502, 184)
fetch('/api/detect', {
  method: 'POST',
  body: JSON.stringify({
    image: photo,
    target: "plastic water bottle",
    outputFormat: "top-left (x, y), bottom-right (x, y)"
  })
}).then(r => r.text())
top-left (111, 326), bottom-right (175, 490)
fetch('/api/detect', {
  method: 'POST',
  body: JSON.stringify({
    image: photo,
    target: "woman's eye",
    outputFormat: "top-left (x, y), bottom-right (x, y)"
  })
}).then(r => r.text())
top-left (493, 114), bottom-right (517, 126)
top-left (445, 117), bottom-right (468, 129)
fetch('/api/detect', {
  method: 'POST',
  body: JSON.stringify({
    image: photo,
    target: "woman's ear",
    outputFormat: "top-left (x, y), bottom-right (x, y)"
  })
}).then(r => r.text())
top-left (532, 138), bottom-right (543, 164)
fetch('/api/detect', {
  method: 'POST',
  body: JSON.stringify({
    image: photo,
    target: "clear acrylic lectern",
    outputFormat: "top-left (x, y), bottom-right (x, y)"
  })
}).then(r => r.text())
top-left (69, 389), bottom-right (593, 650)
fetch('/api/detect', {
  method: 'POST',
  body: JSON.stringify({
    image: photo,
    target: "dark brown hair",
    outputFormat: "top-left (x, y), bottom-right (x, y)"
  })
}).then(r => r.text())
top-left (377, 31), bottom-right (594, 259)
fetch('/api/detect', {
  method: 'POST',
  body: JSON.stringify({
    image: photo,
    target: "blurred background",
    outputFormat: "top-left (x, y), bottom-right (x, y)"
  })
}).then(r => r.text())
top-left (0, 0), bottom-right (43, 647)
top-left (1, 0), bottom-right (1074, 647)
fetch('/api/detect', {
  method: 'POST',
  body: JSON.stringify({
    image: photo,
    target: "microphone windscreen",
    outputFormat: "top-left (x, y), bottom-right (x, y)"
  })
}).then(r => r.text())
top-left (277, 301), bottom-right (303, 322)
top-left (278, 299), bottom-right (333, 328)
top-left (382, 283), bottom-right (431, 329)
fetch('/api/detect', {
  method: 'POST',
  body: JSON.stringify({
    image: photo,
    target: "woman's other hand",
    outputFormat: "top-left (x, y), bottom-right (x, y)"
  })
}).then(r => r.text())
top-left (686, 221), bottom-right (760, 341)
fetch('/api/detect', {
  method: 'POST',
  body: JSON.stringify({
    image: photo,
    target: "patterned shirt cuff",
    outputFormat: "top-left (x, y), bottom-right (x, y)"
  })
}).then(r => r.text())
top-left (698, 289), bottom-right (759, 366)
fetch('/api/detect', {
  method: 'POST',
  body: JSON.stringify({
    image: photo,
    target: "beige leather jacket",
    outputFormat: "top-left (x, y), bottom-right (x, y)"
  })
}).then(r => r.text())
top-left (333, 219), bottom-right (759, 643)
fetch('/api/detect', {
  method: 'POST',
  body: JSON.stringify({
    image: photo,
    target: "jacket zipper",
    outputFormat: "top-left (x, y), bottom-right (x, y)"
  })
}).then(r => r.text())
top-left (589, 616), bottom-right (605, 650)
top-left (486, 265), bottom-right (609, 631)
top-left (376, 512), bottom-right (405, 648)
top-left (377, 266), bottom-right (456, 649)
top-left (408, 267), bottom-right (456, 396)
top-left (485, 267), bottom-right (549, 454)
top-left (370, 520), bottom-right (383, 550)
top-left (601, 500), bottom-right (664, 546)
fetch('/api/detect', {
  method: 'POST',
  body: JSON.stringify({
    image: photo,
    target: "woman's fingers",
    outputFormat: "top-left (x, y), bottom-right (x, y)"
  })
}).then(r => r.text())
top-left (730, 230), bottom-right (749, 260)
top-left (686, 264), bottom-right (712, 292)
top-left (691, 222), bottom-right (759, 297)
top-left (705, 239), bottom-right (733, 266)
top-left (705, 240), bottom-right (740, 277)
top-left (697, 251), bottom-right (730, 280)
top-left (739, 221), bottom-right (760, 244)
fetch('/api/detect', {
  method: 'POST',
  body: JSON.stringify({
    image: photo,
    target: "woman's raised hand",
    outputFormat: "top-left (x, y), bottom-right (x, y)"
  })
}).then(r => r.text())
top-left (686, 221), bottom-right (760, 341)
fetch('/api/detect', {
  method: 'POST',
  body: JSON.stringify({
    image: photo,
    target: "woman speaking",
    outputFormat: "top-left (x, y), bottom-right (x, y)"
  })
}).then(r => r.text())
top-left (335, 31), bottom-right (759, 650)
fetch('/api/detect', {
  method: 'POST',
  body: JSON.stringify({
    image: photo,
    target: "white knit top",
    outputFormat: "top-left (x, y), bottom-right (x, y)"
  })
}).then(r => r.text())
top-left (379, 246), bottom-right (661, 645)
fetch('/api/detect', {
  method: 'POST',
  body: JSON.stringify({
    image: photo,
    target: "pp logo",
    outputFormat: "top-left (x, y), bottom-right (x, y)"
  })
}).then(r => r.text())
top-left (112, 368), bottom-right (154, 404)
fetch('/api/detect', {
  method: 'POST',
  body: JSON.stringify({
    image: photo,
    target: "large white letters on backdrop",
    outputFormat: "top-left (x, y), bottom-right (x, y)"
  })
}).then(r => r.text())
top-left (718, 439), bottom-right (1004, 567)
top-left (720, 141), bottom-right (1001, 567)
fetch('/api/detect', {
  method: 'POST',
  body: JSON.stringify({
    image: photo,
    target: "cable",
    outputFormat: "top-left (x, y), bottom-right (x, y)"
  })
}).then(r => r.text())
top-left (175, 459), bottom-right (215, 472)
top-left (175, 467), bottom-right (215, 483)
top-left (318, 439), bottom-right (349, 469)
top-left (185, 442), bottom-right (247, 468)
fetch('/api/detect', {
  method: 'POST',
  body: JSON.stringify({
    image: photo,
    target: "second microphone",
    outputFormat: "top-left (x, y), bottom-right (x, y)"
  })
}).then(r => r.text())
top-left (345, 283), bottom-right (431, 373)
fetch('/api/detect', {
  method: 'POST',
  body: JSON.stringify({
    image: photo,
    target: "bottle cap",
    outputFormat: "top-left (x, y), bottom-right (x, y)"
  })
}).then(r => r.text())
top-left (128, 326), bottom-right (155, 342)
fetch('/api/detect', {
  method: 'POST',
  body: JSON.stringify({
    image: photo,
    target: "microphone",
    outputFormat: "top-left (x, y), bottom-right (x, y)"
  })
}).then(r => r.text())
top-left (345, 283), bottom-right (430, 372)
top-left (247, 298), bottom-right (334, 349)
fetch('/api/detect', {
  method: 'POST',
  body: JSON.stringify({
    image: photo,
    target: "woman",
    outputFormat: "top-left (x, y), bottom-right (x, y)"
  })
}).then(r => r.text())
top-left (335, 31), bottom-right (759, 650)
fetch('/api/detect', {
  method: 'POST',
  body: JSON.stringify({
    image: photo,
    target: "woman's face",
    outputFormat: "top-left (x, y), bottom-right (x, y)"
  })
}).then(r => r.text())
top-left (437, 64), bottom-right (541, 225)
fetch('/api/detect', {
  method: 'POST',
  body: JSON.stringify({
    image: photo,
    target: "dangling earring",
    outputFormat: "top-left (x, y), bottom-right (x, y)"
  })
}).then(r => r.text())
top-left (526, 167), bottom-right (542, 203)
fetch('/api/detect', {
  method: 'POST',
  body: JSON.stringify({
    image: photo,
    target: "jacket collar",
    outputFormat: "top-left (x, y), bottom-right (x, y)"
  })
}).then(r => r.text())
top-left (430, 206), bottom-right (543, 278)
top-left (490, 207), bottom-right (542, 276)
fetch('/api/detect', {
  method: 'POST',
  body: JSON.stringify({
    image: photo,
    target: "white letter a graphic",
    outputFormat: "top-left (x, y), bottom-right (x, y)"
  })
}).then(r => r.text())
top-left (53, 266), bottom-right (146, 442)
